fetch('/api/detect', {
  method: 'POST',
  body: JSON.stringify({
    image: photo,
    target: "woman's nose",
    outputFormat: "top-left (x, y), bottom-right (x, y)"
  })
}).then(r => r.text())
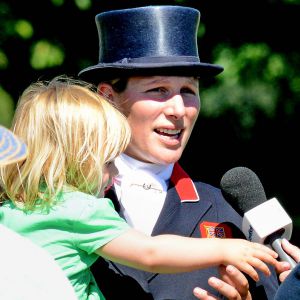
top-left (164, 95), bottom-right (185, 119)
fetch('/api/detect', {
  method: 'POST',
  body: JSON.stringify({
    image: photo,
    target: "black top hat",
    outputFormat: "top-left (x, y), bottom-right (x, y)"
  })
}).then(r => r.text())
top-left (79, 6), bottom-right (224, 83)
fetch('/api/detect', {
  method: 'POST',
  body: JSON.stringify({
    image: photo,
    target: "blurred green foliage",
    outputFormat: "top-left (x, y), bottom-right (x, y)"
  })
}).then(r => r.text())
top-left (202, 43), bottom-right (300, 132)
top-left (30, 40), bottom-right (64, 69)
top-left (15, 19), bottom-right (33, 39)
top-left (0, 86), bottom-right (14, 127)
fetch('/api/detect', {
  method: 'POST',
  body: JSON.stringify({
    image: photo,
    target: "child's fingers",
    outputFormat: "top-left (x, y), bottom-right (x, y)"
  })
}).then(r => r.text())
top-left (252, 242), bottom-right (278, 258)
top-left (252, 246), bottom-right (279, 267)
top-left (236, 262), bottom-right (259, 282)
top-left (247, 257), bottom-right (271, 277)
top-left (226, 240), bottom-right (277, 282)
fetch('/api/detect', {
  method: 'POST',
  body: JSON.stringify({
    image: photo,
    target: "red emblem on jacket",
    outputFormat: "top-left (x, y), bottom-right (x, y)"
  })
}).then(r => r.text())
top-left (200, 221), bottom-right (232, 238)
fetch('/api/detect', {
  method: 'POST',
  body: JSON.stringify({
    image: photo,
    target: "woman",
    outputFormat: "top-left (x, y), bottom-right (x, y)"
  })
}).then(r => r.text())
top-left (79, 5), bottom-right (282, 300)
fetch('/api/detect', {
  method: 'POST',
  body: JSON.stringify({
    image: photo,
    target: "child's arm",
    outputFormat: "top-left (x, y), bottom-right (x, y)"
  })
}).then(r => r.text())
top-left (95, 229), bottom-right (278, 282)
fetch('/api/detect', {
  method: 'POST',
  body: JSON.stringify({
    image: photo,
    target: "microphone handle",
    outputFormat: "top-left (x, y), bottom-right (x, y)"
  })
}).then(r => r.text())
top-left (271, 238), bottom-right (297, 269)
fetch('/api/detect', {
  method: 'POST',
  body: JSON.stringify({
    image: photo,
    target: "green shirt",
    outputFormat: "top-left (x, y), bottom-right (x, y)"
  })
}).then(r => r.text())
top-left (0, 191), bottom-right (130, 300)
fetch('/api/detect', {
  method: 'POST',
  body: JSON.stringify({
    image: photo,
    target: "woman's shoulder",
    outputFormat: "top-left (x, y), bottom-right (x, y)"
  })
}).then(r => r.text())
top-left (193, 180), bottom-right (222, 196)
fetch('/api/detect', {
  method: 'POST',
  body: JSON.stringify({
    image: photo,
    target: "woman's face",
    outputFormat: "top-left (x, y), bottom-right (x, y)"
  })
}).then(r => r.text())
top-left (111, 76), bottom-right (200, 165)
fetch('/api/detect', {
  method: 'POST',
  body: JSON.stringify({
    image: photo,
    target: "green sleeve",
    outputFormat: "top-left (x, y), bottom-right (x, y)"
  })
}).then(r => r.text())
top-left (72, 197), bottom-right (130, 255)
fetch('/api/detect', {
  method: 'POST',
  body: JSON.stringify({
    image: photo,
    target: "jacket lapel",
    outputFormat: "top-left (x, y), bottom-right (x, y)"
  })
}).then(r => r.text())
top-left (105, 163), bottom-right (213, 282)
top-left (152, 163), bottom-right (212, 237)
top-left (106, 163), bottom-right (213, 237)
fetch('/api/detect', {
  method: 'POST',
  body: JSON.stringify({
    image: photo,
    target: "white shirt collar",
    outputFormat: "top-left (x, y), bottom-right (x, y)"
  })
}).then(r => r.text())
top-left (114, 154), bottom-right (174, 235)
top-left (115, 153), bottom-right (174, 182)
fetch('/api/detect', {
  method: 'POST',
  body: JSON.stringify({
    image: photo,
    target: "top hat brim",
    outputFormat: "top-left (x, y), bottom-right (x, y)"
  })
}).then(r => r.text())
top-left (0, 126), bottom-right (27, 166)
top-left (78, 62), bottom-right (224, 85)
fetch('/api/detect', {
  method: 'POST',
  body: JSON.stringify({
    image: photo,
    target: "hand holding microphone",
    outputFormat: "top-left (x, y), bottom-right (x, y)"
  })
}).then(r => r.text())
top-left (220, 166), bottom-right (297, 269)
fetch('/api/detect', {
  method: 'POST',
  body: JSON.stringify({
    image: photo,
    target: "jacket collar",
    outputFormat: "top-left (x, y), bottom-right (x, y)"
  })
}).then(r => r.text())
top-left (170, 162), bottom-right (199, 202)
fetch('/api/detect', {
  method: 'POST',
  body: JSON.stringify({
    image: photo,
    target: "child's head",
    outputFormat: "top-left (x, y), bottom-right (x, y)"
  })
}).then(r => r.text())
top-left (0, 76), bottom-right (131, 210)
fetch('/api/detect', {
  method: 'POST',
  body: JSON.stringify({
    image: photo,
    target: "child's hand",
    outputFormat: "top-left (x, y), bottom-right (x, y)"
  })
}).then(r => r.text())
top-left (220, 239), bottom-right (278, 282)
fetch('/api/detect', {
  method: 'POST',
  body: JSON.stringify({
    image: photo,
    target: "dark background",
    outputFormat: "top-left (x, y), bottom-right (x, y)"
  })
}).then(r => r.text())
top-left (1, 0), bottom-right (300, 243)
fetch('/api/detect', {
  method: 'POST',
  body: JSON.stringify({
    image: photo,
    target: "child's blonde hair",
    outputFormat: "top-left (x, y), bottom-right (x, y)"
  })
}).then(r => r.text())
top-left (0, 76), bottom-right (131, 210)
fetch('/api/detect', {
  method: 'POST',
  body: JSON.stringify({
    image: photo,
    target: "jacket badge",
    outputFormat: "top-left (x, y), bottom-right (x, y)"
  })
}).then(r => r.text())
top-left (200, 221), bottom-right (232, 238)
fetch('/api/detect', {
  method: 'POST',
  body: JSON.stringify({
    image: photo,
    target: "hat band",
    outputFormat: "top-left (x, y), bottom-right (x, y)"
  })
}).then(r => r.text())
top-left (113, 56), bottom-right (200, 64)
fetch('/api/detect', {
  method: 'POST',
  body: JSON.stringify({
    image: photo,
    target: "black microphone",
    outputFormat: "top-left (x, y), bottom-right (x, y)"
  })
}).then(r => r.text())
top-left (220, 166), bottom-right (297, 268)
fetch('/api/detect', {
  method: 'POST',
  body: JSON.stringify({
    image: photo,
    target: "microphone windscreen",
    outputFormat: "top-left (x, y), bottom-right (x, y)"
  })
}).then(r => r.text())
top-left (220, 166), bottom-right (268, 215)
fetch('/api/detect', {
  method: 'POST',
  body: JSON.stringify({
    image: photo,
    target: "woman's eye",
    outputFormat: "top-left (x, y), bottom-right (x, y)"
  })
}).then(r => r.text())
top-left (146, 87), bottom-right (166, 93)
top-left (181, 88), bottom-right (196, 95)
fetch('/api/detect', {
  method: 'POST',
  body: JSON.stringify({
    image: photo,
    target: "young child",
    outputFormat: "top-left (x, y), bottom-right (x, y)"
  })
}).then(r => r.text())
top-left (0, 76), bottom-right (279, 300)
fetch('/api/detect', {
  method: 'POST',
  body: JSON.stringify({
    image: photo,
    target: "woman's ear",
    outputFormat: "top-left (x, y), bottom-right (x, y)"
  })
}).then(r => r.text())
top-left (97, 83), bottom-right (114, 101)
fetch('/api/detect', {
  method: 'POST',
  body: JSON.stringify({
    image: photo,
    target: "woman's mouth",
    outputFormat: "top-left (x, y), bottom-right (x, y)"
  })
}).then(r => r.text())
top-left (155, 128), bottom-right (182, 139)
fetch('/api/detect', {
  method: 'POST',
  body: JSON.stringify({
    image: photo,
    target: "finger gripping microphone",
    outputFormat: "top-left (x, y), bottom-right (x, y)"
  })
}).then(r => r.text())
top-left (220, 166), bottom-right (296, 268)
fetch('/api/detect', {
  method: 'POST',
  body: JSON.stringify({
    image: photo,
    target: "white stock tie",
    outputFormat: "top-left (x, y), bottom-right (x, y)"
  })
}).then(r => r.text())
top-left (118, 170), bottom-right (167, 235)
